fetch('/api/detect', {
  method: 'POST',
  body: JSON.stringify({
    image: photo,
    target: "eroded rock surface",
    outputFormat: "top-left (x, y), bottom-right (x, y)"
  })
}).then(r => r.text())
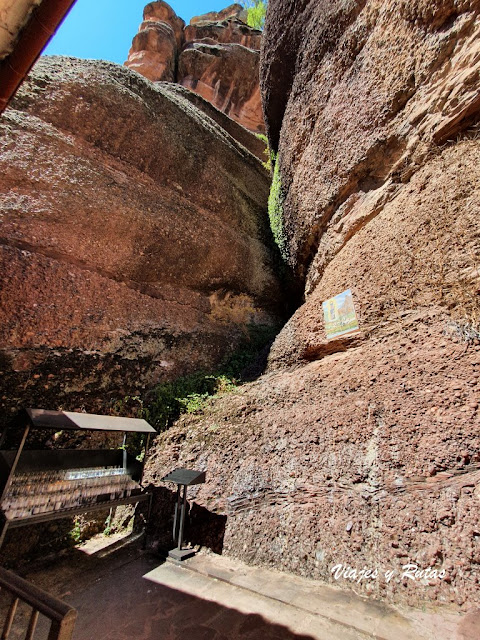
top-left (190, 4), bottom-right (248, 26)
top-left (125, 1), bottom-right (264, 132)
top-left (145, 0), bottom-right (480, 613)
top-left (125, 1), bottom-right (185, 82)
top-left (0, 56), bottom-right (281, 427)
top-left (261, 0), bottom-right (480, 280)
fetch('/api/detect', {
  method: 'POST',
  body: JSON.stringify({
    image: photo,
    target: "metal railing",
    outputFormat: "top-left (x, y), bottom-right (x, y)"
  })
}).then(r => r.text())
top-left (0, 567), bottom-right (77, 640)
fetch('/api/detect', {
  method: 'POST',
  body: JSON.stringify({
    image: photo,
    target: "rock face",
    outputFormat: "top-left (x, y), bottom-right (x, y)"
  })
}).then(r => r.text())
top-left (0, 56), bottom-right (281, 429)
top-left (125, 2), bottom-right (264, 132)
top-left (261, 0), bottom-right (480, 281)
top-left (125, 1), bottom-right (185, 82)
top-left (145, 0), bottom-right (480, 614)
top-left (190, 5), bottom-right (248, 26)
top-left (179, 42), bottom-right (263, 133)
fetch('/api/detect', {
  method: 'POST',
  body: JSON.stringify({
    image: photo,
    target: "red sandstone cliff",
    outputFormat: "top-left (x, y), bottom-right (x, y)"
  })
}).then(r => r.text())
top-left (0, 56), bottom-right (281, 427)
top-left (125, 2), bottom-right (264, 132)
top-left (1, 0), bottom-right (479, 628)
top-left (145, 0), bottom-right (480, 620)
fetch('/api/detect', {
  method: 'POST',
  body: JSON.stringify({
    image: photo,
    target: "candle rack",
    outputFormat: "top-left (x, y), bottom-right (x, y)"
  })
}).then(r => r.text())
top-left (0, 408), bottom-right (156, 549)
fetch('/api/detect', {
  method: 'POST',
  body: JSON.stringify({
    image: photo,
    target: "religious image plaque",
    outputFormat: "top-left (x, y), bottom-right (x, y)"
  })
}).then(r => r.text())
top-left (322, 289), bottom-right (360, 340)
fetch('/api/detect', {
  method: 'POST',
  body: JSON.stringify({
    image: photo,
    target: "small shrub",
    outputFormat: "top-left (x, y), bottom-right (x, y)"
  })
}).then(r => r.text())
top-left (242, 0), bottom-right (267, 29)
top-left (145, 324), bottom-right (278, 432)
top-left (104, 512), bottom-right (112, 537)
top-left (70, 517), bottom-right (83, 544)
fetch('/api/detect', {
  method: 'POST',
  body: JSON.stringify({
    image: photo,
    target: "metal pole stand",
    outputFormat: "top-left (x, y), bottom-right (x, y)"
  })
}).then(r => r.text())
top-left (161, 468), bottom-right (206, 562)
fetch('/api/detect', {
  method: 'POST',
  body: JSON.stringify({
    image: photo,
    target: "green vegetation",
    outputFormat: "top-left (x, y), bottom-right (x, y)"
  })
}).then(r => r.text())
top-left (111, 394), bottom-right (146, 420)
top-left (256, 133), bottom-right (275, 172)
top-left (268, 153), bottom-right (288, 261)
top-left (143, 324), bottom-right (277, 432)
top-left (70, 517), bottom-right (83, 544)
top-left (103, 511), bottom-right (113, 537)
top-left (242, 0), bottom-right (267, 30)
top-left (145, 373), bottom-right (230, 431)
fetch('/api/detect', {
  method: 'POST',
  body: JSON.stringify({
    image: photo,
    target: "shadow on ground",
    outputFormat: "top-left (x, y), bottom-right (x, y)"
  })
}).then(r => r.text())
top-left (0, 540), bottom-right (314, 640)
top-left (147, 486), bottom-right (227, 555)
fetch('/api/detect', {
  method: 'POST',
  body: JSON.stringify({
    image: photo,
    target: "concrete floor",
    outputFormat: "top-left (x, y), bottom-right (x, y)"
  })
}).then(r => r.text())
top-left (0, 538), bottom-right (477, 640)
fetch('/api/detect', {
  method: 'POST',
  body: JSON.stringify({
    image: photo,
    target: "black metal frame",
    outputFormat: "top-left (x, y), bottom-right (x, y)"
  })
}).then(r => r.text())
top-left (162, 468), bottom-right (206, 561)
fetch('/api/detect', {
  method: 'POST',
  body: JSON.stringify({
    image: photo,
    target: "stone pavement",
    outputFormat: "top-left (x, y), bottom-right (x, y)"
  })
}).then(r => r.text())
top-left (0, 538), bottom-right (476, 639)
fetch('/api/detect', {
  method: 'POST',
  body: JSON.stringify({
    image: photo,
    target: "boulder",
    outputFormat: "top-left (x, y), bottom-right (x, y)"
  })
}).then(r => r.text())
top-left (125, 20), bottom-right (178, 82)
top-left (143, 0), bottom-right (185, 47)
top-left (162, 84), bottom-right (267, 161)
top-left (125, 1), bottom-right (185, 82)
top-left (179, 42), bottom-right (264, 133)
top-left (184, 18), bottom-right (262, 50)
top-left (0, 56), bottom-right (281, 428)
top-left (261, 0), bottom-right (480, 279)
top-left (190, 4), bottom-right (248, 26)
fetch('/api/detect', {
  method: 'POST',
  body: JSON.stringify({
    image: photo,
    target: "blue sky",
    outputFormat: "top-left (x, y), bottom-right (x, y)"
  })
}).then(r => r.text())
top-left (44, 0), bottom-right (233, 64)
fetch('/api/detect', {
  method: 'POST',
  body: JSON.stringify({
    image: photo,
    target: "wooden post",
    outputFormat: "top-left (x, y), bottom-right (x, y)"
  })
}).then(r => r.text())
top-left (1, 596), bottom-right (19, 639)
top-left (177, 485), bottom-right (187, 551)
top-left (47, 609), bottom-right (77, 640)
top-left (25, 609), bottom-right (39, 640)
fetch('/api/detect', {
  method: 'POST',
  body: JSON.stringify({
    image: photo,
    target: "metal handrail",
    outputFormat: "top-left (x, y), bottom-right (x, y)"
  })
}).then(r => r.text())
top-left (0, 567), bottom-right (77, 640)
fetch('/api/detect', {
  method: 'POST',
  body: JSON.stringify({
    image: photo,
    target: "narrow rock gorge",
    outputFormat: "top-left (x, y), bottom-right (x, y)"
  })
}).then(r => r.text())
top-left (145, 0), bottom-right (480, 611)
top-left (0, 0), bottom-right (479, 620)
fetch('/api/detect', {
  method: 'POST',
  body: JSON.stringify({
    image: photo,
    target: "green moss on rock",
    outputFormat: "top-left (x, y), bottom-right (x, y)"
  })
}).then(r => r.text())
top-left (268, 154), bottom-right (288, 261)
